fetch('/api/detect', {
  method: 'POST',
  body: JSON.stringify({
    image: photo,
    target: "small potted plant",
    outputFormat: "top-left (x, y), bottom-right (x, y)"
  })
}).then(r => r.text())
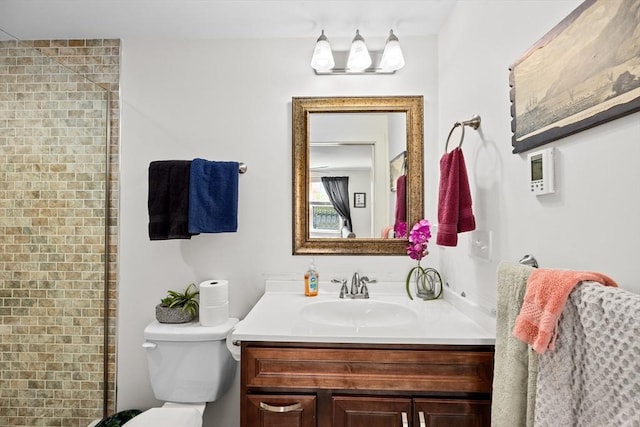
top-left (155, 283), bottom-right (200, 324)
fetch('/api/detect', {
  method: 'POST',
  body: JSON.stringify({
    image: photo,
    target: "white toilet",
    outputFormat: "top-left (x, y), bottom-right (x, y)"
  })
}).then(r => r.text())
top-left (126, 317), bottom-right (239, 427)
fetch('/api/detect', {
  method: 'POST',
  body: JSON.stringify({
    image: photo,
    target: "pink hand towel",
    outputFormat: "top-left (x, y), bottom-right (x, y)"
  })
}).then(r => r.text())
top-left (456, 148), bottom-right (476, 233)
top-left (394, 174), bottom-right (406, 224)
top-left (436, 148), bottom-right (475, 246)
top-left (513, 268), bottom-right (618, 354)
top-left (436, 149), bottom-right (459, 246)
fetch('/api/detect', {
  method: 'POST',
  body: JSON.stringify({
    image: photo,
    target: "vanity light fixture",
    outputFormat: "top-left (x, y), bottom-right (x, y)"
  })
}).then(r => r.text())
top-left (310, 29), bottom-right (405, 75)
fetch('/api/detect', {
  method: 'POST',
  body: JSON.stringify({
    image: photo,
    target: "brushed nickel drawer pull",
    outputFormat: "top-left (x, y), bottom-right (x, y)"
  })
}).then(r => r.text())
top-left (259, 402), bottom-right (302, 413)
top-left (402, 412), bottom-right (408, 427)
top-left (419, 411), bottom-right (427, 427)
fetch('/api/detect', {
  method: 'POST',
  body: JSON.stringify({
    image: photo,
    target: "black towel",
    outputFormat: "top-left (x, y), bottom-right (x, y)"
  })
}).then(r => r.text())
top-left (148, 160), bottom-right (196, 240)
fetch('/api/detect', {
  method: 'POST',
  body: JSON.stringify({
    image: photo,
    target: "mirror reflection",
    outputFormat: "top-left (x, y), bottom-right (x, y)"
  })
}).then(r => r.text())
top-left (293, 96), bottom-right (424, 255)
top-left (309, 113), bottom-right (406, 239)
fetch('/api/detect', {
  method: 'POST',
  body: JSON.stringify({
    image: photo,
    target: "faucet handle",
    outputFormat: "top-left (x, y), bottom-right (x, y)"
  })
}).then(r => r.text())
top-left (360, 276), bottom-right (377, 284)
top-left (332, 278), bottom-right (348, 298)
top-left (361, 283), bottom-right (370, 299)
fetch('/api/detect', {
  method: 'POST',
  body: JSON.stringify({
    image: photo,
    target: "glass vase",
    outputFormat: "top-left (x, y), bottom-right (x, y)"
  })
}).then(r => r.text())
top-left (405, 264), bottom-right (443, 301)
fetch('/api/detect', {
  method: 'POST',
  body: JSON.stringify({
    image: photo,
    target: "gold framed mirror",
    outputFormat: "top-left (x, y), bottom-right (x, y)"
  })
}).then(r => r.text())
top-left (293, 96), bottom-right (424, 255)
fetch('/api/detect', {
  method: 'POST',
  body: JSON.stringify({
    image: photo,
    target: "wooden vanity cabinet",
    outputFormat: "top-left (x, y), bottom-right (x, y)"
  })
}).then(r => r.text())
top-left (241, 342), bottom-right (494, 427)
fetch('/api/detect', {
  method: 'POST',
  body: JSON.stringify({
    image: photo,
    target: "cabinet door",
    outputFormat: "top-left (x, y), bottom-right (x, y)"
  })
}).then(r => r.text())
top-left (245, 394), bottom-right (316, 427)
top-left (414, 399), bottom-right (490, 427)
top-left (333, 396), bottom-right (412, 427)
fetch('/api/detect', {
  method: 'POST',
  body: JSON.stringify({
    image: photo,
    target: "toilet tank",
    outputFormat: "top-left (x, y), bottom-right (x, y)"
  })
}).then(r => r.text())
top-left (143, 318), bottom-right (239, 403)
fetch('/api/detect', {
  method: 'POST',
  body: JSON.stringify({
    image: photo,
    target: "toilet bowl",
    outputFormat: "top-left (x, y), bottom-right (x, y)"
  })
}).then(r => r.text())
top-left (124, 403), bottom-right (205, 427)
top-left (130, 318), bottom-right (239, 426)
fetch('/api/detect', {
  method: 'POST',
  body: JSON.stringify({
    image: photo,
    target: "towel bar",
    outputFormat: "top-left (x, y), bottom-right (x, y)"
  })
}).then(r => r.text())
top-left (444, 114), bottom-right (481, 152)
top-left (519, 254), bottom-right (538, 268)
top-left (239, 162), bottom-right (247, 174)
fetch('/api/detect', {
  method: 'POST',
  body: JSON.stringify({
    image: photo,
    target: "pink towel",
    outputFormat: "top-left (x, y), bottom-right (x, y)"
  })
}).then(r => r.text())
top-left (513, 268), bottom-right (618, 354)
top-left (436, 150), bottom-right (459, 245)
top-left (381, 225), bottom-right (393, 238)
top-left (394, 174), bottom-right (406, 224)
top-left (456, 149), bottom-right (476, 233)
top-left (436, 148), bottom-right (475, 246)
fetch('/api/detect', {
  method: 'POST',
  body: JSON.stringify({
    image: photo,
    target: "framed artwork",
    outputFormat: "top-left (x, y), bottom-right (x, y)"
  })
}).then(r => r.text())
top-left (389, 151), bottom-right (406, 191)
top-left (353, 192), bottom-right (366, 208)
top-left (509, 0), bottom-right (640, 153)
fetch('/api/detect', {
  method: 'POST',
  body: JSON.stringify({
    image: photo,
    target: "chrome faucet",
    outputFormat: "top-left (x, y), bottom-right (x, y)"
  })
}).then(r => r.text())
top-left (332, 273), bottom-right (377, 299)
top-left (350, 272), bottom-right (361, 295)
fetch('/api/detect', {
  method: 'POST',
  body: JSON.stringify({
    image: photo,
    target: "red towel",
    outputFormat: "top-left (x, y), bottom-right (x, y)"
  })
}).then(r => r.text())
top-left (513, 268), bottom-right (618, 354)
top-left (457, 149), bottom-right (476, 233)
top-left (436, 150), bottom-right (459, 246)
top-left (394, 174), bottom-right (406, 224)
top-left (436, 148), bottom-right (475, 246)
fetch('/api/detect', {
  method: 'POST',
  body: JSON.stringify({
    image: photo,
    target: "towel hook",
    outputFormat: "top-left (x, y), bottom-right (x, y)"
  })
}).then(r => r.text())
top-left (444, 114), bottom-right (481, 152)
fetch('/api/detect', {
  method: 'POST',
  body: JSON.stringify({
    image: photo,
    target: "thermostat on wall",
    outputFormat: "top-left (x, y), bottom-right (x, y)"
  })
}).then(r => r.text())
top-left (528, 147), bottom-right (555, 195)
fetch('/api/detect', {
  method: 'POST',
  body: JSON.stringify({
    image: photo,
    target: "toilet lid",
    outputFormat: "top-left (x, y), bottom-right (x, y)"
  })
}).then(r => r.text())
top-left (123, 407), bottom-right (202, 427)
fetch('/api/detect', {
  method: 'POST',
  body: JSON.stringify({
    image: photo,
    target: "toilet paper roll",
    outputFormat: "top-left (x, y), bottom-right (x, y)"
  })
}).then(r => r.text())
top-left (199, 302), bottom-right (229, 327)
top-left (226, 324), bottom-right (241, 361)
top-left (198, 280), bottom-right (229, 306)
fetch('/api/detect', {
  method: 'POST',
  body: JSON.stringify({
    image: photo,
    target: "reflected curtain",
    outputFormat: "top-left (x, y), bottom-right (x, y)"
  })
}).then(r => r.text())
top-left (321, 176), bottom-right (353, 232)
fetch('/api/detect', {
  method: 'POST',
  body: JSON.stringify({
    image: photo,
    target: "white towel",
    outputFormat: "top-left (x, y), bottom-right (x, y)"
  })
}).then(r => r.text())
top-left (534, 282), bottom-right (640, 426)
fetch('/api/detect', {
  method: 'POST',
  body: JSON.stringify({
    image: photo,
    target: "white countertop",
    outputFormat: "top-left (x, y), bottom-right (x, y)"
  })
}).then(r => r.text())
top-left (232, 280), bottom-right (496, 346)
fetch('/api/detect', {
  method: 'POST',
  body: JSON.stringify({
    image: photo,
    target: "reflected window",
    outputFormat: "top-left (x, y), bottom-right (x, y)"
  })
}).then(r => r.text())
top-left (311, 205), bottom-right (340, 231)
top-left (309, 181), bottom-right (341, 235)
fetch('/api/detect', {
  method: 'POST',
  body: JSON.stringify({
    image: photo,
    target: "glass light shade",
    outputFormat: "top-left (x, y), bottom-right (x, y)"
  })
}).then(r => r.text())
top-left (346, 30), bottom-right (371, 71)
top-left (380, 30), bottom-right (405, 71)
top-left (310, 30), bottom-right (335, 71)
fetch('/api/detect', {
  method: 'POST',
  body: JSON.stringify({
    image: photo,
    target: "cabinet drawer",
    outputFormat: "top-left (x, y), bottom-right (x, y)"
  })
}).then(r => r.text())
top-left (244, 394), bottom-right (316, 427)
top-left (243, 345), bottom-right (493, 393)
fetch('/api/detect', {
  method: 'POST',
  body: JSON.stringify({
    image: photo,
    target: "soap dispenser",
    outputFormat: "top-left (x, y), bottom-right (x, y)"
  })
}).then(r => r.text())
top-left (304, 259), bottom-right (319, 297)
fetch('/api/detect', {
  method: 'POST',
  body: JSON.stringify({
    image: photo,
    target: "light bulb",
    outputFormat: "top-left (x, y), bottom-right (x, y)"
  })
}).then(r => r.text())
top-left (310, 30), bottom-right (335, 72)
top-left (380, 30), bottom-right (405, 71)
top-left (346, 30), bottom-right (371, 72)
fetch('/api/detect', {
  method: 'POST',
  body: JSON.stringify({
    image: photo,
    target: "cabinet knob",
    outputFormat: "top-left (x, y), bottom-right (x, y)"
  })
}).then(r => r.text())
top-left (419, 411), bottom-right (427, 427)
top-left (259, 402), bottom-right (302, 413)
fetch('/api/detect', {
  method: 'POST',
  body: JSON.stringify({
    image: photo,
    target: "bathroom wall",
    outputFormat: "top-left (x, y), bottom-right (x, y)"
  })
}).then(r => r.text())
top-left (0, 39), bottom-right (120, 426)
top-left (118, 36), bottom-right (438, 426)
top-left (437, 0), bottom-right (640, 311)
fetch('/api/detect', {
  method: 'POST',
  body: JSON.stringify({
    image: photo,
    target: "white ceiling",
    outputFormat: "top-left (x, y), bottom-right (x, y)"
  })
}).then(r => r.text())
top-left (0, 0), bottom-right (457, 41)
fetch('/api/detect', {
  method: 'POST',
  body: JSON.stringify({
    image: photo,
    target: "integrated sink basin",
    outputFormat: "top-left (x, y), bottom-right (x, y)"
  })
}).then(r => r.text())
top-left (301, 299), bottom-right (418, 328)
top-left (231, 280), bottom-right (497, 345)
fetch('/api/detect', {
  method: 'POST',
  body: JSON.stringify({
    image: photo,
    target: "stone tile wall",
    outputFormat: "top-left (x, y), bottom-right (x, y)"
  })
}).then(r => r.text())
top-left (0, 39), bottom-right (119, 427)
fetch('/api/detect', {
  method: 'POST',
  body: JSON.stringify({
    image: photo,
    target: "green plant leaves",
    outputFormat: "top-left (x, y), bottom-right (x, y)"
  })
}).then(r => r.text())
top-left (159, 283), bottom-right (200, 318)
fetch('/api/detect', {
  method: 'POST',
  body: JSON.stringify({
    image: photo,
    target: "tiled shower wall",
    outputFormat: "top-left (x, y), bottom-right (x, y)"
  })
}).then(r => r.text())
top-left (0, 39), bottom-right (120, 427)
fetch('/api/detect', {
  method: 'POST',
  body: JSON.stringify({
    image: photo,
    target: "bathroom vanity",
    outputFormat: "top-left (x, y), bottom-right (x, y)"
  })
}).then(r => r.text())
top-left (233, 281), bottom-right (495, 427)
